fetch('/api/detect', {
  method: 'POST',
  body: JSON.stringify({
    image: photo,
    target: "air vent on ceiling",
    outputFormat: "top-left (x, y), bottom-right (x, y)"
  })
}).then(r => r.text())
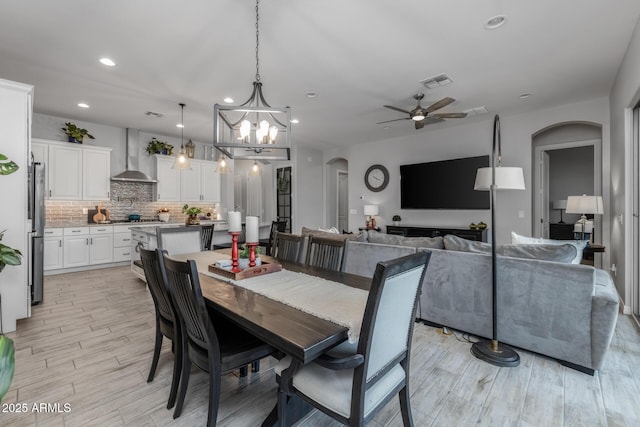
top-left (145, 111), bottom-right (163, 118)
top-left (462, 106), bottom-right (488, 116)
top-left (419, 73), bottom-right (452, 89)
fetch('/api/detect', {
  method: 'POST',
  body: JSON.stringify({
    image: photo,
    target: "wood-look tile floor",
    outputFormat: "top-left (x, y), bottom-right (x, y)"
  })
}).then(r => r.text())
top-left (2, 266), bottom-right (640, 426)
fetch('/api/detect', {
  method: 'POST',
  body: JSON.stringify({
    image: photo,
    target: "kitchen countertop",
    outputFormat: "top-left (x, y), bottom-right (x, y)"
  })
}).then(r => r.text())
top-left (45, 219), bottom-right (227, 229)
top-left (130, 221), bottom-right (271, 236)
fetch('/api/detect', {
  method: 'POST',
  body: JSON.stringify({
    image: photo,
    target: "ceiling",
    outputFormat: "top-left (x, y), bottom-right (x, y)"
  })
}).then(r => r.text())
top-left (1, 1), bottom-right (639, 151)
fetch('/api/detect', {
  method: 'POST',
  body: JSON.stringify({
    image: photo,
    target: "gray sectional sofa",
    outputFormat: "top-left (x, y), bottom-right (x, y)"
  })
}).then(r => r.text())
top-left (339, 230), bottom-right (619, 374)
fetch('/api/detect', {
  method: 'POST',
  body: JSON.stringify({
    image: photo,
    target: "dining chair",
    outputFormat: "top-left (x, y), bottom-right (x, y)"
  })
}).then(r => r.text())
top-left (139, 247), bottom-right (182, 410)
top-left (201, 224), bottom-right (215, 250)
top-left (157, 226), bottom-right (203, 255)
top-left (305, 235), bottom-right (347, 271)
top-left (259, 220), bottom-right (287, 256)
top-left (272, 232), bottom-right (305, 263)
top-left (162, 253), bottom-right (275, 426)
top-left (275, 251), bottom-right (431, 427)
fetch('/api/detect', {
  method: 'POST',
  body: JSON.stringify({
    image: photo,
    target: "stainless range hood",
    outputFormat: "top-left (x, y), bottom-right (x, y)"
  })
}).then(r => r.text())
top-left (111, 128), bottom-right (157, 183)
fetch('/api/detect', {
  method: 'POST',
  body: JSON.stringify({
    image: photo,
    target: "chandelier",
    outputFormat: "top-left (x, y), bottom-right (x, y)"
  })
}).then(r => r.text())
top-left (213, 0), bottom-right (291, 161)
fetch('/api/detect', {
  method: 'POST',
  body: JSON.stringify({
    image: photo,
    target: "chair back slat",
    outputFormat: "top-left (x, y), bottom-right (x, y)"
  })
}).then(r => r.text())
top-left (162, 254), bottom-right (210, 348)
top-left (305, 236), bottom-right (346, 271)
top-left (201, 224), bottom-right (215, 251)
top-left (158, 226), bottom-right (204, 255)
top-left (139, 247), bottom-right (175, 322)
top-left (273, 233), bottom-right (305, 263)
top-left (266, 220), bottom-right (288, 256)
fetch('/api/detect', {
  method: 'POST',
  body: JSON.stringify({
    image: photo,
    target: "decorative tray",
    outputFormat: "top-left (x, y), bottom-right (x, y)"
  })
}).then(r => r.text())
top-left (208, 261), bottom-right (282, 280)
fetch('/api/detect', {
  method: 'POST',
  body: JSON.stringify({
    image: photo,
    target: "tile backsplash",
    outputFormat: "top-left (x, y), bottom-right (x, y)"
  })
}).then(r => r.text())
top-left (45, 181), bottom-right (218, 226)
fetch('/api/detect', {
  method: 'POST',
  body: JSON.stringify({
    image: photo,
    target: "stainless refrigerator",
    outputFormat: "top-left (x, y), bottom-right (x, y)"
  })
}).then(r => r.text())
top-left (28, 161), bottom-right (45, 304)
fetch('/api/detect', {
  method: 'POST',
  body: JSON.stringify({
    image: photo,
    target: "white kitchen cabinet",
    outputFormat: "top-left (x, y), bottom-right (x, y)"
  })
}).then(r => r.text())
top-left (49, 144), bottom-right (83, 200)
top-left (200, 161), bottom-right (220, 202)
top-left (89, 234), bottom-right (114, 264)
top-left (63, 235), bottom-right (90, 268)
top-left (83, 148), bottom-right (111, 200)
top-left (154, 155), bottom-right (181, 201)
top-left (43, 228), bottom-right (63, 271)
top-left (180, 160), bottom-right (202, 201)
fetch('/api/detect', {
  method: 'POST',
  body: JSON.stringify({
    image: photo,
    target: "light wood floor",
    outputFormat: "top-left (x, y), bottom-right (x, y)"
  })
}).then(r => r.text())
top-left (3, 266), bottom-right (640, 426)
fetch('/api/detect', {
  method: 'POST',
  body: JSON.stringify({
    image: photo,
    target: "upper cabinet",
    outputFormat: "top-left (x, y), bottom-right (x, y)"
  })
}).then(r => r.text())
top-left (32, 139), bottom-right (111, 201)
top-left (154, 156), bottom-right (220, 202)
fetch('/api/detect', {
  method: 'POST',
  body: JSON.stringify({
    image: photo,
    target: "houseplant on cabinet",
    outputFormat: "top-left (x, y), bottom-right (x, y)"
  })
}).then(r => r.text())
top-left (146, 138), bottom-right (174, 155)
top-left (182, 204), bottom-right (202, 225)
top-left (392, 215), bottom-right (401, 226)
top-left (61, 122), bottom-right (95, 143)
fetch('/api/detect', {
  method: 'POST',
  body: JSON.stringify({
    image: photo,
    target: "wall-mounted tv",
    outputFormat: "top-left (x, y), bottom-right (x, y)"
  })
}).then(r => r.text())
top-left (400, 155), bottom-right (490, 210)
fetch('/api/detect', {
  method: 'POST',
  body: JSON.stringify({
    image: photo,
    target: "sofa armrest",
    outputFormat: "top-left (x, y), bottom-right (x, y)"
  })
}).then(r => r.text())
top-left (590, 269), bottom-right (619, 371)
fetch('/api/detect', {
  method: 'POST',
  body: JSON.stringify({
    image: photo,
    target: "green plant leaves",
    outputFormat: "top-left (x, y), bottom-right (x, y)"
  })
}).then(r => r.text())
top-left (0, 335), bottom-right (15, 401)
top-left (0, 154), bottom-right (19, 175)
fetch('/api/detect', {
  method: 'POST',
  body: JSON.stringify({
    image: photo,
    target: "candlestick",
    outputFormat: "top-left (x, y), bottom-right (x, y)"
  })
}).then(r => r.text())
top-left (229, 231), bottom-right (241, 272)
top-left (246, 216), bottom-right (259, 243)
top-left (228, 211), bottom-right (242, 232)
top-left (247, 242), bottom-right (258, 267)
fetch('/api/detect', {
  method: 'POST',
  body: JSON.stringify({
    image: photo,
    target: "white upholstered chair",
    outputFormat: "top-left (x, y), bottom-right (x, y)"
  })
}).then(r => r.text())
top-left (157, 226), bottom-right (203, 255)
top-left (275, 251), bottom-right (431, 426)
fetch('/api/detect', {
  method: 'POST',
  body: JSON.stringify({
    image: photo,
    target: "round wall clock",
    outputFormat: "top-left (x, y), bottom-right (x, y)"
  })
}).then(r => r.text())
top-left (364, 164), bottom-right (389, 192)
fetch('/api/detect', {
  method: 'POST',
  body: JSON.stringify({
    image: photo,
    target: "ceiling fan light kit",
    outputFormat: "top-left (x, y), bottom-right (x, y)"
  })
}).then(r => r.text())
top-left (213, 0), bottom-right (291, 161)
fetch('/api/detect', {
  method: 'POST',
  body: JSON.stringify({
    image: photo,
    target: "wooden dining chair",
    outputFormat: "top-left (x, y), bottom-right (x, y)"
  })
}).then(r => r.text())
top-left (305, 236), bottom-right (347, 271)
top-left (272, 232), bottom-right (305, 263)
top-left (139, 247), bottom-right (182, 410)
top-left (157, 226), bottom-right (203, 255)
top-left (259, 220), bottom-right (287, 256)
top-left (162, 253), bottom-right (275, 426)
top-left (275, 251), bottom-right (431, 427)
top-left (201, 224), bottom-right (215, 250)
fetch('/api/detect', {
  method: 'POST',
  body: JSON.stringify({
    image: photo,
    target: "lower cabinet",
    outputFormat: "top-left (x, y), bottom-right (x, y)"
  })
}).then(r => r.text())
top-left (45, 225), bottom-right (124, 271)
top-left (43, 229), bottom-right (63, 271)
top-left (89, 234), bottom-right (114, 265)
top-left (63, 234), bottom-right (90, 268)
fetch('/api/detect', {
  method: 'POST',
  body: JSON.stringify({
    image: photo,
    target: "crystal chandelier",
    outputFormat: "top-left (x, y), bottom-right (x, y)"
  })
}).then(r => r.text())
top-left (213, 0), bottom-right (291, 161)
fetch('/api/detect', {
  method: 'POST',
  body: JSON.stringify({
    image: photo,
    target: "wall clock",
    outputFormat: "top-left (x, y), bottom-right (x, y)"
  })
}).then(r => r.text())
top-left (364, 164), bottom-right (389, 192)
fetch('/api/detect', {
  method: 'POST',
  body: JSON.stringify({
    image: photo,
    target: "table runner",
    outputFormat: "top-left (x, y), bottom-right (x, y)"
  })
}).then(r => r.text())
top-left (181, 251), bottom-right (368, 343)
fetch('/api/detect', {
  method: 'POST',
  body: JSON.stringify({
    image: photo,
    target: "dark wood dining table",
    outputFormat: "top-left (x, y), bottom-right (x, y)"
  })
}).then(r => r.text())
top-left (172, 251), bottom-right (371, 426)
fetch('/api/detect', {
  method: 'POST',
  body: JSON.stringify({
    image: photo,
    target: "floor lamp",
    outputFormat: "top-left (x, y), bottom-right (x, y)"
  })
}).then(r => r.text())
top-left (473, 114), bottom-right (525, 367)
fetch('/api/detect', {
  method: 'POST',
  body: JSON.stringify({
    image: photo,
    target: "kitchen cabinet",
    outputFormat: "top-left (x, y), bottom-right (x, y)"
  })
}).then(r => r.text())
top-left (32, 139), bottom-right (111, 201)
top-left (154, 155), bottom-right (181, 201)
top-left (83, 148), bottom-right (111, 200)
top-left (43, 228), bottom-right (63, 271)
top-left (113, 225), bottom-right (133, 262)
top-left (89, 226), bottom-right (113, 264)
top-left (156, 156), bottom-right (220, 202)
top-left (63, 231), bottom-right (90, 268)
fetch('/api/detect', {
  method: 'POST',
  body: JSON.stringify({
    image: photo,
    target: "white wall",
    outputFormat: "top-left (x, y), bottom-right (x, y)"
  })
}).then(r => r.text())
top-left (610, 17), bottom-right (640, 307)
top-left (323, 97), bottom-right (610, 245)
top-left (294, 146), bottom-right (324, 232)
top-left (0, 79), bottom-right (33, 332)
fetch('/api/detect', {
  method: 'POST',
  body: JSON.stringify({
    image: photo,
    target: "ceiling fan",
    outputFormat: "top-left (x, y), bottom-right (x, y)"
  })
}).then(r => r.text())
top-left (378, 93), bottom-right (467, 129)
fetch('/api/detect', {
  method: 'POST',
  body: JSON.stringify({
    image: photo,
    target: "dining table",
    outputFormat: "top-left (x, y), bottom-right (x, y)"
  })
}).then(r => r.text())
top-left (171, 250), bottom-right (371, 426)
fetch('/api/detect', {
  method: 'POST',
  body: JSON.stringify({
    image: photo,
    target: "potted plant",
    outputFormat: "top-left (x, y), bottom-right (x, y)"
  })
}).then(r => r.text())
top-left (146, 138), bottom-right (174, 155)
top-left (392, 215), bottom-right (401, 226)
top-left (157, 208), bottom-right (170, 223)
top-left (182, 204), bottom-right (202, 225)
top-left (0, 153), bottom-right (20, 401)
top-left (238, 243), bottom-right (261, 269)
top-left (61, 122), bottom-right (95, 144)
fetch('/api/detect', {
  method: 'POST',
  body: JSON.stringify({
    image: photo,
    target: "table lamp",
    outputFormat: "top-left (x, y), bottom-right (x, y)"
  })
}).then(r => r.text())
top-left (364, 205), bottom-right (379, 230)
top-left (553, 199), bottom-right (568, 223)
top-left (566, 195), bottom-right (604, 243)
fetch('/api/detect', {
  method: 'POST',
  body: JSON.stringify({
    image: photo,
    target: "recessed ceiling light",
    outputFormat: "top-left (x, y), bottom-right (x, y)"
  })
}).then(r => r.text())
top-left (519, 93), bottom-right (531, 99)
top-left (290, 119), bottom-right (299, 124)
top-left (223, 97), bottom-right (234, 103)
top-left (306, 92), bottom-right (318, 98)
top-left (176, 123), bottom-right (184, 128)
top-left (99, 57), bottom-right (116, 67)
top-left (484, 15), bottom-right (507, 30)
top-left (77, 103), bottom-right (90, 108)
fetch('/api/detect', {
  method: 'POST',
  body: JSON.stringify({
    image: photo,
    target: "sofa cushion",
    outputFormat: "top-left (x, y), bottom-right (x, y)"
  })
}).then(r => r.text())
top-left (497, 244), bottom-right (577, 263)
top-left (366, 230), bottom-right (443, 249)
top-left (301, 227), bottom-right (366, 242)
top-left (443, 234), bottom-right (491, 253)
top-left (511, 232), bottom-right (586, 264)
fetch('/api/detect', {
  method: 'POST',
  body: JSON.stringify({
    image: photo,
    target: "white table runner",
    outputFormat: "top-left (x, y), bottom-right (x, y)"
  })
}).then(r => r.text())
top-left (180, 251), bottom-right (368, 343)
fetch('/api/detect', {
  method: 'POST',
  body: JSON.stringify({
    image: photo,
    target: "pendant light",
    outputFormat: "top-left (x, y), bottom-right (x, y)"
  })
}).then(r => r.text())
top-left (217, 154), bottom-right (230, 174)
top-left (250, 160), bottom-right (260, 176)
top-left (213, 0), bottom-right (291, 160)
top-left (173, 103), bottom-right (190, 170)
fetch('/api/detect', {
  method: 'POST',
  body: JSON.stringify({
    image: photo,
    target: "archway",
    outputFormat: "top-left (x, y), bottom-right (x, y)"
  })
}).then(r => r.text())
top-left (325, 158), bottom-right (349, 231)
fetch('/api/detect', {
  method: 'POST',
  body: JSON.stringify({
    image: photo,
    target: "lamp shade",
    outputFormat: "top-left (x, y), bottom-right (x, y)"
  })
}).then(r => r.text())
top-left (474, 167), bottom-right (526, 191)
top-left (363, 205), bottom-right (379, 216)
top-left (566, 195), bottom-right (604, 215)
top-left (553, 199), bottom-right (567, 210)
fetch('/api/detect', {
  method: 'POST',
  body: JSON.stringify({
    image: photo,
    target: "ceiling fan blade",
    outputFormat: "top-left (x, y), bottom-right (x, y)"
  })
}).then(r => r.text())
top-left (430, 112), bottom-right (468, 118)
top-left (425, 97), bottom-right (455, 113)
top-left (376, 118), bottom-right (410, 124)
top-left (384, 105), bottom-right (412, 115)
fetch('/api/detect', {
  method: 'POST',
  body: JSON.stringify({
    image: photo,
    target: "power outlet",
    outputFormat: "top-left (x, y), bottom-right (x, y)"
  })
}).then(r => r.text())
top-left (82, 208), bottom-right (88, 214)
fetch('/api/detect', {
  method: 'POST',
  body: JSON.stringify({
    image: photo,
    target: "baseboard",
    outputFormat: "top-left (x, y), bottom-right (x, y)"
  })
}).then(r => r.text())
top-left (44, 261), bottom-right (130, 276)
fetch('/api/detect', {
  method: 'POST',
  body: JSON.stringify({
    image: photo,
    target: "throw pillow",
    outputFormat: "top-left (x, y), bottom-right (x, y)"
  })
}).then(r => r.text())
top-left (498, 243), bottom-right (577, 263)
top-left (301, 227), bottom-right (365, 242)
top-left (511, 231), bottom-right (586, 264)
top-left (443, 234), bottom-right (491, 253)
top-left (366, 230), bottom-right (444, 249)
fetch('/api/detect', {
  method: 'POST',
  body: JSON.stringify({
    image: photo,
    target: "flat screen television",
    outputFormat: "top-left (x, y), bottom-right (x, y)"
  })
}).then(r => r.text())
top-left (400, 155), bottom-right (490, 209)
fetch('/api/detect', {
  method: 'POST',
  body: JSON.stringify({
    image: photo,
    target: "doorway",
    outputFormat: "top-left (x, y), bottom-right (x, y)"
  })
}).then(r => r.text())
top-left (276, 166), bottom-right (292, 232)
top-left (337, 170), bottom-right (348, 232)
top-left (632, 104), bottom-right (639, 323)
